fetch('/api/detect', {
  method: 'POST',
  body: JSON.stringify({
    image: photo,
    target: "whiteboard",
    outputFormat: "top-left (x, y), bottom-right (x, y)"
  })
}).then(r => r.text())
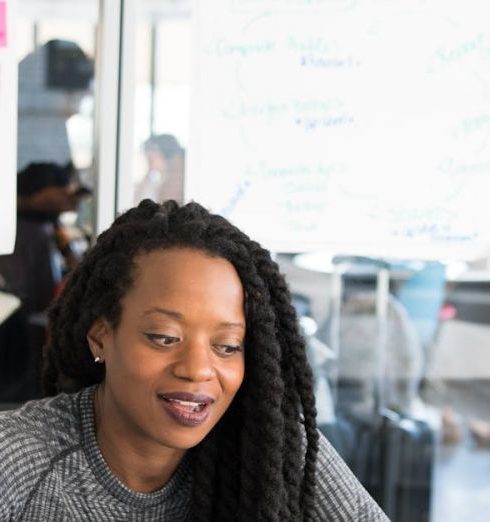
top-left (188, 0), bottom-right (490, 260)
top-left (0, 0), bottom-right (17, 255)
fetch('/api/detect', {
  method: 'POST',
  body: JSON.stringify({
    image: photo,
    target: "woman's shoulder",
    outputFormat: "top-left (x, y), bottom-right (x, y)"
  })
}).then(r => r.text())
top-left (0, 390), bottom-right (85, 519)
top-left (0, 391), bottom-right (81, 446)
top-left (314, 432), bottom-right (390, 521)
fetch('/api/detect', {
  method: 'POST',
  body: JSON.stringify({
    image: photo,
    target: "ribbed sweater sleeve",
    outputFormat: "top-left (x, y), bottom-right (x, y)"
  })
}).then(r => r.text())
top-left (314, 433), bottom-right (390, 521)
top-left (0, 409), bottom-right (60, 519)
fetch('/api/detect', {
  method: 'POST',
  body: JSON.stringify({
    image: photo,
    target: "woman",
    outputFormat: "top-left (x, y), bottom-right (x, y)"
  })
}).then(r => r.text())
top-left (0, 200), bottom-right (388, 521)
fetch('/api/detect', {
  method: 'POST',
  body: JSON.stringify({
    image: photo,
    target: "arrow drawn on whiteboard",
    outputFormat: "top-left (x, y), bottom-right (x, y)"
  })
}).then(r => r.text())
top-left (220, 179), bottom-right (252, 217)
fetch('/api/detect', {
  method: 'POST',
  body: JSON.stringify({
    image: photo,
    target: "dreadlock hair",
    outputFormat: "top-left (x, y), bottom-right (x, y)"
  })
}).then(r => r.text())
top-left (44, 199), bottom-right (319, 521)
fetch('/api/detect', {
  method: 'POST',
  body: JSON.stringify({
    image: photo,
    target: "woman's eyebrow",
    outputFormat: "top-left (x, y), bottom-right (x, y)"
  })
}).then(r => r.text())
top-left (143, 307), bottom-right (183, 320)
top-left (142, 308), bottom-right (244, 329)
top-left (143, 306), bottom-right (245, 330)
top-left (219, 321), bottom-right (245, 330)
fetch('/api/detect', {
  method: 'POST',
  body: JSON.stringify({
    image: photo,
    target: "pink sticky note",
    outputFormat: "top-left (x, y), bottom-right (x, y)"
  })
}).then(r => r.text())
top-left (0, 2), bottom-right (7, 48)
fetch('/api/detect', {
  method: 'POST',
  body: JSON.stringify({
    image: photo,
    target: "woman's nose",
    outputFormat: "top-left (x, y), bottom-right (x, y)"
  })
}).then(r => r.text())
top-left (172, 338), bottom-right (216, 382)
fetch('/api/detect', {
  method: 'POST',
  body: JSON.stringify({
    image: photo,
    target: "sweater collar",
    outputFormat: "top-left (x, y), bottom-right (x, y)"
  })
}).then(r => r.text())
top-left (77, 385), bottom-right (192, 510)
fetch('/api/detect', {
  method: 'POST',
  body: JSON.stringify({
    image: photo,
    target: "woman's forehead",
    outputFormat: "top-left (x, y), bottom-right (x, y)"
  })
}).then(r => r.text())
top-left (124, 248), bottom-right (245, 315)
top-left (132, 247), bottom-right (237, 282)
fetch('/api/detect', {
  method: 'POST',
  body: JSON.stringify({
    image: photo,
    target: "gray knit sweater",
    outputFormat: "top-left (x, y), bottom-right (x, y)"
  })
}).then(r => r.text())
top-left (0, 387), bottom-right (388, 521)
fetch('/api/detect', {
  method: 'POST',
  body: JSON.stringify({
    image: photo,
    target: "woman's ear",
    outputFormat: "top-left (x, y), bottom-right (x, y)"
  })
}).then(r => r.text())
top-left (87, 318), bottom-right (111, 363)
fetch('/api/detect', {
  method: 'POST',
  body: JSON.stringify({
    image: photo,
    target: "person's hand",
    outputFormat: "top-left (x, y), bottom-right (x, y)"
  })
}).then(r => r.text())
top-left (18, 186), bottom-right (86, 214)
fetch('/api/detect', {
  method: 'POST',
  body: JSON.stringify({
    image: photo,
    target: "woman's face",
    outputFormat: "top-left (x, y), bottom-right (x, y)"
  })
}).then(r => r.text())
top-left (89, 247), bottom-right (246, 451)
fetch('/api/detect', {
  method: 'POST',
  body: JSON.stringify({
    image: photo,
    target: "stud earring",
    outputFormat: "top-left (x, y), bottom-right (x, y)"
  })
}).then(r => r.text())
top-left (94, 356), bottom-right (102, 363)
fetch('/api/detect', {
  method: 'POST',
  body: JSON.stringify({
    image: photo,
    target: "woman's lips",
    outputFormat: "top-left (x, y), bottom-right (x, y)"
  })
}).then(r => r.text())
top-left (157, 392), bottom-right (214, 427)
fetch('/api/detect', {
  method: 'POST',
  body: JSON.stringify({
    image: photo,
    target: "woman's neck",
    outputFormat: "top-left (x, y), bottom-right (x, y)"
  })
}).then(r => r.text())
top-left (94, 385), bottom-right (186, 493)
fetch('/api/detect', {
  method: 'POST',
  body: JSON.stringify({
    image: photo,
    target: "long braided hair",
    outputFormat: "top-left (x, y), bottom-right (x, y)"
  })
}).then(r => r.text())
top-left (44, 199), bottom-right (319, 521)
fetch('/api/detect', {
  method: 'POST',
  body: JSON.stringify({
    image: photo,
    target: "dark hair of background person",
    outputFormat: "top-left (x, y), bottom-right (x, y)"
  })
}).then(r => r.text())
top-left (43, 199), bottom-right (319, 521)
top-left (143, 134), bottom-right (184, 159)
top-left (17, 162), bottom-right (74, 197)
top-left (16, 161), bottom-right (91, 221)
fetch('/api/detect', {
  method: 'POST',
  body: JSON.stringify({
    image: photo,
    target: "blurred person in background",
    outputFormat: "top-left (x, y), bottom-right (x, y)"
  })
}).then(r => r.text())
top-left (17, 39), bottom-right (94, 171)
top-left (134, 134), bottom-right (185, 205)
top-left (0, 162), bottom-right (91, 402)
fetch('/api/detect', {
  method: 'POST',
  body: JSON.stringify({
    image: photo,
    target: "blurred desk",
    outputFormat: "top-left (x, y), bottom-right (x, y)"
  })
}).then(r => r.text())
top-left (293, 252), bottom-right (415, 280)
top-left (293, 252), bottom-right (490, 326)
top-left (294, 253), bottom-right (490, 282)
top-left (0, 292), bottom-right (20, 325)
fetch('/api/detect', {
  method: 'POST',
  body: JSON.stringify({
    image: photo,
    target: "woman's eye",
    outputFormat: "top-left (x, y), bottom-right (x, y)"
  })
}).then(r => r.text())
top-left (145, 333), bottom-right (181, 347)
top-left (213, 344), bottom-right (243, 356)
